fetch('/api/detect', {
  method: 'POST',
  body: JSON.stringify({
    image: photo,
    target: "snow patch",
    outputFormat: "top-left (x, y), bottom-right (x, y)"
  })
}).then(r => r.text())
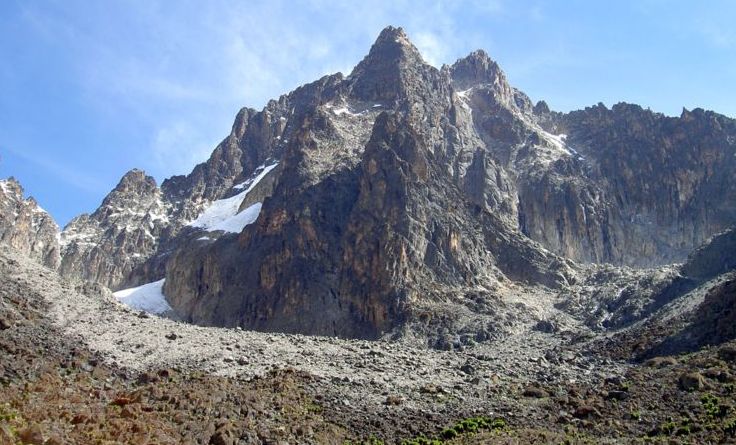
top-left (233, 163), bottom-right (278, 191)
top-left (114, 279), bottom-right (172, 314)
top-left (324, 101), bottom-right (369, 117)
top-left (529, 130), bottom-right (583, 166)
top-left (455, 88), bottom-right (474, 115)
top-left (332, 106), bottom-right (361, 117)
top-left (197, 202), bottom-right (262, 234)
top-left (541, 132), bottom-right (570, 154)
top-left (580, 204), bottom-right (587, 225)
top-left (59, 230), bottom-right (96, 247)
top-left (31, 204), bottom-right (48, 214)
top-left (189, 163), bottom-right (277, 234)
top-left (456, 88), bottom-right (473, 100)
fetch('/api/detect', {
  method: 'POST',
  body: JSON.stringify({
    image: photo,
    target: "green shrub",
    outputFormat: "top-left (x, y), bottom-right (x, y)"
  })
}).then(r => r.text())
top-left (400, 437), bottom-right (442, 445)
top-left (724, 417), bottom-right (736, 436)
top-left (702, 393), bottom-right (721, 419)
top-left (365, 415), bottom-right (508, 444)
top-left (660, 421), bottom-right (677, 435)
top-left (491, 417), bottom-right (506, 429)
top-left (0, 403), bottom-right (17, 422)
top-left (675, 425), bottom-right (691, 436)
top-left (440, 427), bottom-right (458, 440)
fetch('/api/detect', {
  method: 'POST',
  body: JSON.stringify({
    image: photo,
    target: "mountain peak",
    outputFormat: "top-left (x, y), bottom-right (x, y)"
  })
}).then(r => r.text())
top-left (354, 25), bottom-right (424, 70)
top-left (450, 49), bottom-right (505, 90)
top-left (0, 177), bottom-right (23, 197)
top-left (373, 25), bottom-right (411, 47)
top-left (348, 26), bottom-right (428, 102)
top-left (0, 176), bottom-right (60, 268)
top-left (109, 169), bottom-right (158, 197)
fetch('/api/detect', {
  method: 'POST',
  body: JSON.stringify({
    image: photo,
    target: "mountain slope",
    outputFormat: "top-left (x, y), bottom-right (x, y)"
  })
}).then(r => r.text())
top-left (59, 169), bottom-right (169, 289)
top-left (0, 177), bottom-right (60, 268)
top-left (14, 26), bottom-right (735, 340)
top-left (582, 227), bottom-right (736, 360)
top-left (4, 226), bottom-right (736, 444)
top-left (542, 104), bottom-right (736, 266)
top-left (156, 27), bottom-right (577, 338)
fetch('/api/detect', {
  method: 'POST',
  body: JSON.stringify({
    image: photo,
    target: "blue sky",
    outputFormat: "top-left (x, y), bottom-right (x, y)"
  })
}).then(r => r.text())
top-left (1, 0), bottom-right (735, 225)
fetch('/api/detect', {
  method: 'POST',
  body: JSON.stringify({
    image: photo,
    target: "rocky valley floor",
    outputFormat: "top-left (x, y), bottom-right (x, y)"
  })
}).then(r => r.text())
top-left (1, 245), bottom-right (736, 444)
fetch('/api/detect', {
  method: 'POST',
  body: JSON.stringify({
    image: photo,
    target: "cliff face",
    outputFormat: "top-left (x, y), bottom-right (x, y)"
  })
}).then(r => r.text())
top-left (0, 178), bottom-right (60, 268)
top-left (54, 77), bottom-right (301, 290)
top-left (8, 26), bottom-right (734, 340)
top-left (541, 104), bottom-right (736, 266)
top-left (58, 170), bottom-right (170, 290)
top-left (163, 107), bottom-right (570, 337)
top-left (159, 27), bottom-right (577, 337)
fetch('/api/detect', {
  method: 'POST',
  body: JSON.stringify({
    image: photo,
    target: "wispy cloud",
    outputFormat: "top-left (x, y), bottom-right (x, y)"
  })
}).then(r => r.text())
top-left (13, 0), bottom-right (510, 184)
top-left (696, 20), bottom-right (735, 49)
top-left (413, 32), bottom-right (446, 67)
top-left (529, 4), bottom-right (545, 22)
top-left (150, 121), bottom-right (221, 174)
top-left (2, 145), bottom-right (106, 193)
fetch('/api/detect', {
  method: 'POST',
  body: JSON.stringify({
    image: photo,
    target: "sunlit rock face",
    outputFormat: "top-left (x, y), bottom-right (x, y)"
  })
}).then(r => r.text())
top-left (21, 26), bottom-right (735, 339)
top-left (0, 177), bottom-right (60, 268)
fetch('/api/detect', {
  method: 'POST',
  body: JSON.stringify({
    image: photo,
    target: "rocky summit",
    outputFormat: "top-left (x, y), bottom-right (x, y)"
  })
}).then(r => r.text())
top-left (0, 177), bottom-right (60, 268)
top-left (51, 26), bottom-right (736, 340)
top-left (2, 25), bottom-right (736, 444)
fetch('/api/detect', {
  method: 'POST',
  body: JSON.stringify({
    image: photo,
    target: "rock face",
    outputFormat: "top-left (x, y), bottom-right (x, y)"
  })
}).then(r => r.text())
top-left (655, 227), bottom-right (736, 352)
top-left (543, 104), bottom-right (736, 266)
top-left (0, 178), bottom-right (60, 268)
top-left (681, 226), bottom-right (736, 280)
top-left (561, 228), bottom-right (734, 333)
top-left (59, 170), bottom-right (170, 290)
top-left (6, 26), bottom-right (736, 341)
top-left (562, 227), bottom-right (736, 359)
top-left (158, 27), bottom-right (581, 338)
top-left (56, 65), bottom-right (302, 290)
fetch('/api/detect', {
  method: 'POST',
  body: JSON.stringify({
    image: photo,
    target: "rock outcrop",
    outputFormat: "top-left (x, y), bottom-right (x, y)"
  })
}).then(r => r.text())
top-left (563, 226), bottom-right (736, 360)
top-left (0, 178), bottom-right (60, 268)
top-left (6, 26), bottom-right (735, 341)
top-left (544, 104), bottom-right (736, 266)
top-left (160, 27), bottom-right (575, 338)
top-left (681, 226), bottom-right (736, 280)
top-left (59, 170), bottom-right (169, 289)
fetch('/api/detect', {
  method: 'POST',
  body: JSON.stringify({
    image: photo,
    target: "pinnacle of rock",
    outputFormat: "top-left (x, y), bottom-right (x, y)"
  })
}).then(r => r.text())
top-left (348, 25), bottom-right (429, 102)
top-left (450, 49), bottom-right (509, 92)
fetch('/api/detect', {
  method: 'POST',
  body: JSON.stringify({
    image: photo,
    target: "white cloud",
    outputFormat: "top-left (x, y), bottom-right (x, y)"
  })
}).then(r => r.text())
top-left (14, 0), bottom-right (509, 183)
top-left (2, 145), bottom-right (106, 193)
top-left (413, 31), bottom-right (447, 67)
top-left (151, 121), bottom-right (220, 174)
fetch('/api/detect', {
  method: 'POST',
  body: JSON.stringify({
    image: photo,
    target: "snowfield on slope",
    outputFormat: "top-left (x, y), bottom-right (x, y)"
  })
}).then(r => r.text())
top-left (113, 279), bottom-right (172, 314)
top-left (188, 163), bottom-right (277, 233)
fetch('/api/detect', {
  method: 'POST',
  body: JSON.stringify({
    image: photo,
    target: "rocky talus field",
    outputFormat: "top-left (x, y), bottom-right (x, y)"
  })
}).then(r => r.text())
top-left (2, 241), bottom-right (736, 444)
top-left (2, 25), bottom-right (736, 444)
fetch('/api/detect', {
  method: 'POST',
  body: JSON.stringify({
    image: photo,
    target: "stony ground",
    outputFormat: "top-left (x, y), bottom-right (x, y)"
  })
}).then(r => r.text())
top-left (1, 245), bottom-right (735, 444)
